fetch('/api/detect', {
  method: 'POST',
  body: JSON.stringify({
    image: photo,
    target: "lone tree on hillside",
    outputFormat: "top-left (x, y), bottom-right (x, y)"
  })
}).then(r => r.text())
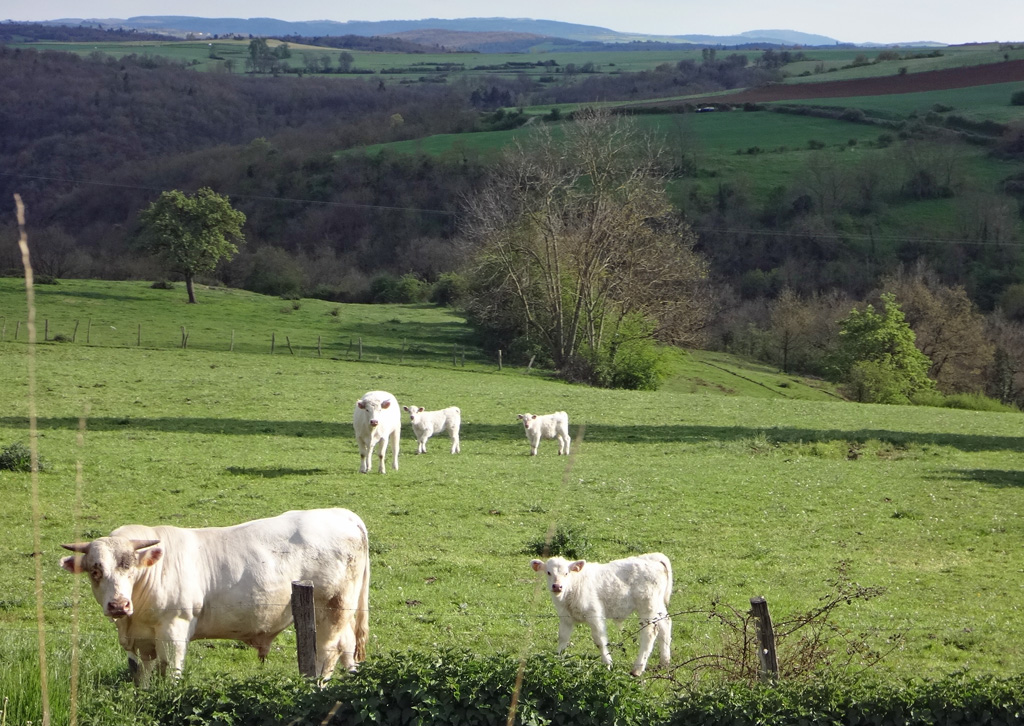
top-left (460, 108), bottom-right (712, 388)
top-left (139, 188), bottom-right (246, 304)
top-left (827, 293), bottom-right (935, 404)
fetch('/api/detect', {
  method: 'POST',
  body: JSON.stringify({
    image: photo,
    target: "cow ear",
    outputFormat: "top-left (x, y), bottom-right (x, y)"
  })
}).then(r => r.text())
top-left (417, 407), bottom-right (424, 413)
top-left (60, 554), bottom-right (86, 574)
top-left (530, 559), bottom-right (545, 572)
top-left (569, 560), bottom-right (586, 572)
top-left (357, 400), bottom-right (366, 409)
top-left (402, 406), bottom-right (410, 412)
top-left (381, 400), bottom-right (391, 409)
top-left (137, 547), bottom-right (163, 568)
top-left (531, 415), bottom-right (537, 420)
top-left (61, 542), bottom-right (91, 553)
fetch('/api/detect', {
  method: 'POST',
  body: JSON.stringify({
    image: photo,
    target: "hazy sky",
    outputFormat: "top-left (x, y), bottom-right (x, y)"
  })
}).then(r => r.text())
top-left (5, 0), bottom-right (1022, 45)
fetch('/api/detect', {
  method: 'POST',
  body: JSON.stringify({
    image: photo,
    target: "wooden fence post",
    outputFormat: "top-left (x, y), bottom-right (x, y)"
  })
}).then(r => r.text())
top-left (271, 333), bottom-right (276, 355)
top-left (523, 355), bottom-right (535, 374)
top-left (291, 581), bottom-right (317, 678)
top-left (317, 335), bottom-right (322, 358)
top-left (230, 330), bottom-right (235, 352)
top-left (498, 349), bottom-right (502, 371)
top-left (72, 319), bottom-right (79, 343)
top-left (180, 326), bottom-right (188, 349)
top-left (44, 318), bottom-right (49, 341)
top-left (750, 596), bottom-right (779, 681)
top-left (358, 337), bottom-right (363, 361)
top-left (138, 323), bottom-right (142, 347)
top-left (86, 318), bottom-right (91, 344)
top-left (15, 321), bottom-right (21, 340)
top-left (286, 336), bottom-right (294, 355)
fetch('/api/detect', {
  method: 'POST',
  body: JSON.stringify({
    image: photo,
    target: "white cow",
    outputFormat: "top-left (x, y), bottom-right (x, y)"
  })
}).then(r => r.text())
top-left (60, 508), bottom-right (370, 684)
top-left (354, 390), bottom-right (401, 473)
top-left (402, 405), bottom-right (461, 454)
top-left (517, 411), bottom-right (571, 456)
top-left (530, 553), bottom-right (673, 676)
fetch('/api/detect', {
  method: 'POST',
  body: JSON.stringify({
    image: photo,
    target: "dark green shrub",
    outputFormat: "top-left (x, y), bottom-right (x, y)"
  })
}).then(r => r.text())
top-left (1012, 90), bottom-right (1024, 106)
top-left (0, 442), bottom-right (43, 472)
top-left (150, 280), bottom-right (175, 289)
top-left (524, 522), bottom-right (591, 560)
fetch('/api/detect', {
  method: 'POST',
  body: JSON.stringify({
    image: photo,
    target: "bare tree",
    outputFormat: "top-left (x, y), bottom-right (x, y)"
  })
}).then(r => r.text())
top-left (881, 264), bottom-right (993, 393)
top-left (461, 108), bottom-right (711, 375)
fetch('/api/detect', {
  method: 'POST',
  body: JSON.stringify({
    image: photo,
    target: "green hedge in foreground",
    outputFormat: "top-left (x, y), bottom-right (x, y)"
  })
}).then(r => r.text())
top-left (78, 650), bottom-right (1024, 726)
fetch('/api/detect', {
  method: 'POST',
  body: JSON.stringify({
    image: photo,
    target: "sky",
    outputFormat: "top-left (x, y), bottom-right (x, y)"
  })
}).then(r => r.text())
top-left (4, 0), bottom-right (1022, 45)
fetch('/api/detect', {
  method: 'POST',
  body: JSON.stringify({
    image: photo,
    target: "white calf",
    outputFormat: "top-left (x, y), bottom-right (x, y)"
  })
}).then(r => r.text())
top-left (402, 405), bottom-right (461, 454)
top-left (517, 411), bottom-right (571, 456)
top-left (353, 390), bottom-right (401, 473)
top-left (530, 553), bottom-right (673, 676)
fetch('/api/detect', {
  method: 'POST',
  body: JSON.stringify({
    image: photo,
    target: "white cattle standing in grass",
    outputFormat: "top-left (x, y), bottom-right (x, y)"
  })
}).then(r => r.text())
top-left (530, 553), bottom-right (673, 676)
top-left (60, 508), bottom-right (371, 685)
top-left (402, 404), bottom-right (461, 454)
top-left (517, 411), bottom-right (571, 456)
top-left (354, 390), bottom-right (401, 473)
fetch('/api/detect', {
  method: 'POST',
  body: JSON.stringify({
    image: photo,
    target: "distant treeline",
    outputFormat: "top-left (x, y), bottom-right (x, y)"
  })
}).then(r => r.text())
top-left (269, 34), bottom-right (449, 54)
top-left (0, 21), bottom-right (170, 43)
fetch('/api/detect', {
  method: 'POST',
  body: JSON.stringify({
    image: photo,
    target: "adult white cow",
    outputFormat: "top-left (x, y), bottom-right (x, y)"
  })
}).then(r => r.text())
top-left (60, 508), bottom-right (370, 684)
top-left (402, 404), bottom-right (461, 454)
top-left (530, 553), bottom-right (672, 676)
top-left (354, 390), bottom-right (401, 473)
top-left (516, 411), bottom-right (571, 456)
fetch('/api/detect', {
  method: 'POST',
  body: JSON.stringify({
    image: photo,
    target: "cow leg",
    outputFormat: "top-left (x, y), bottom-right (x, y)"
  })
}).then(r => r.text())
top-left (390, 429), bottom-right (400, 471)
top-left (585, 618), bottom-right (613, 668)
top-left (316, 594), bottom-right (359, 680)
top-left (155, 620), bottom-right (192, 679)
top-left (632, 610), bottom-right (671, 676)
top-left (358, 439), bottom-right (370, 474)
top-left (556, 616), bottom-right (575, 655)
top-left (450, 427), bottom-right (460, 454)
top-left (376, 436), bottom-right (388, 473)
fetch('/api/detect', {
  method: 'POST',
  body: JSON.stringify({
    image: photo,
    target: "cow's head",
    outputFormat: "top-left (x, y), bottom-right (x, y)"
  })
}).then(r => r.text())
top-left (531, 557), bottom-right (585, 600)
top-left (402, 405), bottom-right (425, 424)
top-left (517, 413), bottom-right (537, 430)
top-left (357, 394), bottom-right (393, 427)
top-left (60, 537), bottom-right (162, 618)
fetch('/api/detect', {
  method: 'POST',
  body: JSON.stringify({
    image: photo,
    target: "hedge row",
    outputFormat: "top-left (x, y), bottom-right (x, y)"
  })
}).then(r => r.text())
top-left (84, 650), bottom-right (1024, 726)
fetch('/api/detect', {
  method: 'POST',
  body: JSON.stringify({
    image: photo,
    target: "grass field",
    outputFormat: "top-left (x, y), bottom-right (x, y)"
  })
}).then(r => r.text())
top-left (1, 279), bottom-right (1023, 724)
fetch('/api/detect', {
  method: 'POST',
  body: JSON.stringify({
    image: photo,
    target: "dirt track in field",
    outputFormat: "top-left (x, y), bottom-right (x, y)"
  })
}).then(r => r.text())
top-left (639, 59), bottom-right (1024, 106)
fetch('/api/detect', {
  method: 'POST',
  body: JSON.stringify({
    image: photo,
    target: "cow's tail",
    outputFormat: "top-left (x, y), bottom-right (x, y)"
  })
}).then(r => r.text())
top-left (655, 553), bottom-right (673, 609)
top-left (354, 527), bottom-right (371, 663)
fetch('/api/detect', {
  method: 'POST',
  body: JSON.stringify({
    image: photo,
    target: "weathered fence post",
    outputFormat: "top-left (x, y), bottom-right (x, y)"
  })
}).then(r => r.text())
top-left (286, 336), bottom-right (294, 355)
top-left (15, 321), bottom-right (21, 340)
top-left (498, 349), bottom-right (502, 371)
top-left (749, 596), bottom-right (779, 681)
top-left (138, 323), bottom-right (142, 347)
top-left (291, 581), bottom-right (317, 678)
top-left (86, 318), bottom-right (91, 344)
top-left (44, 318), bottom-right (49, 341)
top-left (271, 333), bottom-right (276, 355)
top-left (180, 326), bottom-right (188, 349)
top-left (230, 330), bottom-right (235, 352)
top-left (523, 355), bottom-right (535, 374)
top-left (0, 316), bottom-right (5, 342)
top-left (317, 335), bottom-right (322, 358)
top-left (452, 344), bottom-right (457, 367)
top-left (358, 337), bottom-right (363, 361)
top-left (72, 319), bottom-right (79, 343)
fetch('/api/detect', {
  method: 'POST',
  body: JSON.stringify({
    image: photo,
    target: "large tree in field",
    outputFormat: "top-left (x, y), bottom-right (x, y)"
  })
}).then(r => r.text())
top-left (139, 188), bottom-right (246, 304)
top-left (461, 109), bottom-right (711, 386)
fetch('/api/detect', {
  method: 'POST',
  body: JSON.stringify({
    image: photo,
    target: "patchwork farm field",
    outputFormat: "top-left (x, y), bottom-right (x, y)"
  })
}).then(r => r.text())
top-left (1, 280), bottom-right (1023, 722)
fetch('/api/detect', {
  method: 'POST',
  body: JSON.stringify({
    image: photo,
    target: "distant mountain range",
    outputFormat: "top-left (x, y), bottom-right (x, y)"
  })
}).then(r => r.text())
top-left (29, 16), bottom-right (941, 49)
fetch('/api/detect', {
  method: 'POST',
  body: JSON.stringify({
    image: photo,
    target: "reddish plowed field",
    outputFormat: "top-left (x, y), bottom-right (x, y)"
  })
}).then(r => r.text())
top-left (651, 59), bottom-right (1024, 106)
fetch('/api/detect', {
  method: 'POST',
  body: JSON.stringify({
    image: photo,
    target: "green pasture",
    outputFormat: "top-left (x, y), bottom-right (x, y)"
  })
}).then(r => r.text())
top-left (775, 81), bottom-right (1024, 123)
top-left (1, 280), bottom-right (1023, 719)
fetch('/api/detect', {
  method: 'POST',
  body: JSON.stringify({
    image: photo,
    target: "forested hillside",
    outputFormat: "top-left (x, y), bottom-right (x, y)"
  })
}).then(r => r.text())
top-left (2, 39), bottom-right (1023, 404)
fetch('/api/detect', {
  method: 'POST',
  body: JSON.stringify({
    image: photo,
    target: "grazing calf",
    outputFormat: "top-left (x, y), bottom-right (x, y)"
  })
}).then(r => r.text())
top-left (353, 390), bottom-right (401, 473)
top-left (530, 553), bottom-right (672, 676)
top-left (402, 405), bottom-right (461, 454)
top-left (517, 411), bottom-right (571, 456)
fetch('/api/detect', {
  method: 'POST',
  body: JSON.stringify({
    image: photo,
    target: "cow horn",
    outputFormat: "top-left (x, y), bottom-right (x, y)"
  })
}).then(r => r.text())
top-left (131, 539), bottom-right (160, 550)
top-left (61, 542), bottom-right (92, 553)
